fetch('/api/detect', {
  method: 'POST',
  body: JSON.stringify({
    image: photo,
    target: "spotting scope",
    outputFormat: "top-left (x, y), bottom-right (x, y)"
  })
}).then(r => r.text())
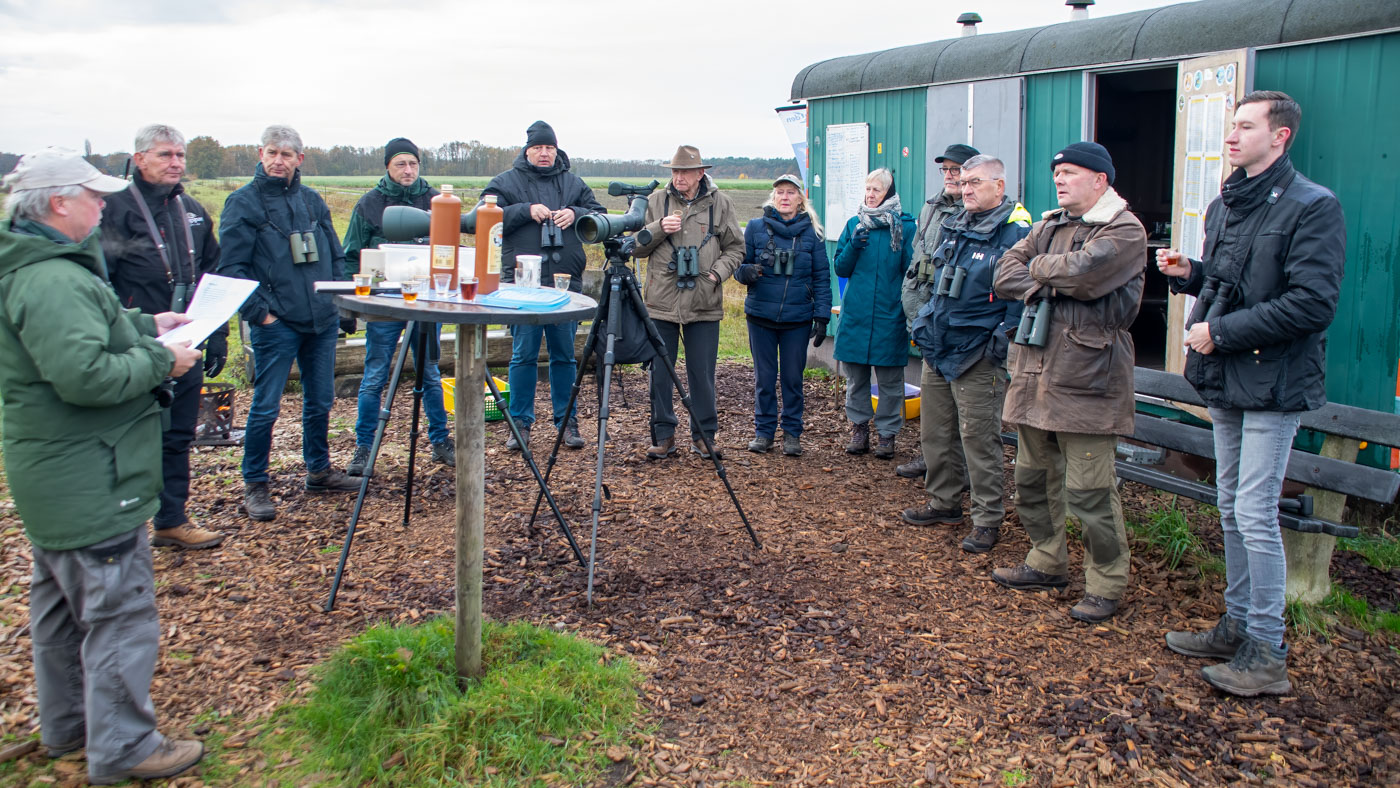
top-left (383, 203), bottom-right (479, 242)
top-left (576, 180), bottom-right (660, 243)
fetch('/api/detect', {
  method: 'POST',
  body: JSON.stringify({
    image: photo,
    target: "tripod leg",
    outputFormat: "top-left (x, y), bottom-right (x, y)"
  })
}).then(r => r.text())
top-left (585, 271), bottom-right (631, 607)
top-left (326, 321), bottom-right (415, 611)
top-left (486, 372), bottom-right (585, 567)
top-left (401, 321), bottom-right (428, 528)
top-left (619, 272), bottom-right (761, 548)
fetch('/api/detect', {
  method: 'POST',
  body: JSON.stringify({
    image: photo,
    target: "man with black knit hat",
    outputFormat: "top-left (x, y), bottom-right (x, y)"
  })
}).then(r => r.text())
top-left (99, 124), bottom-right (226, 551)
top-left (343, 137), bottom-right (454, 475)
top-left (483, 121), bottom-right (605, 451)
top-left (991, 140), bottom-right (1146, 624)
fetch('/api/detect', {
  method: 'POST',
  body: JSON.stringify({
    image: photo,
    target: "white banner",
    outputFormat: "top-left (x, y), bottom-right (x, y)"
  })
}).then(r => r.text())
top-left (775, 104), bottom-right (809, 187)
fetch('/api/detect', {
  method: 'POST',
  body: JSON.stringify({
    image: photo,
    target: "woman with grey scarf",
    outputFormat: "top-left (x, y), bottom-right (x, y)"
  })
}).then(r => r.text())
top-left (831, 168), bottom-right (918, 458)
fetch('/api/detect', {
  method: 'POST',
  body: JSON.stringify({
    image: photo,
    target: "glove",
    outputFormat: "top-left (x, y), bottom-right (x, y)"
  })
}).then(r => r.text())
top-left (340, 316), bottom-right (358, 336)
top-left (202, 333), bottom-right (227, 378)
top-left (811, 318), bottom-right (829, 348)
top-left (850, 227), bottom-right (870, 250)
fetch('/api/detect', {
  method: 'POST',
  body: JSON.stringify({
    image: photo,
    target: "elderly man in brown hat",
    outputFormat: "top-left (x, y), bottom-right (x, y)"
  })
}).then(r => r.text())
top-left (631, 145), bottom-right (744, 459)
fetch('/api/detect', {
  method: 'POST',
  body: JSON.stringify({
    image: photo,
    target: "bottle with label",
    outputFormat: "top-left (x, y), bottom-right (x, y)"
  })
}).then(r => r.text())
top-left (475, 194), bottom-right (503, 295)
top-left (430, 184), bottom-right (462, 290)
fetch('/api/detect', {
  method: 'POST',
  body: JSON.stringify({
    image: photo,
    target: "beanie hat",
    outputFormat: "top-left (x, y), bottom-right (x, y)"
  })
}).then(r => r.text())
top-left (1051, 141), bottom-right (1115, 185)
top-left (384, 138), bottom-right (419, 167)
top-left (525, 120), bottom-right (557, 149)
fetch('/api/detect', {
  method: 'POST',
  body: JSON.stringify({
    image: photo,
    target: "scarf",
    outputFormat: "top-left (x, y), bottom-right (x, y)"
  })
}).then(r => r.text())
top-left (856, 192), bottom-right (903, 252)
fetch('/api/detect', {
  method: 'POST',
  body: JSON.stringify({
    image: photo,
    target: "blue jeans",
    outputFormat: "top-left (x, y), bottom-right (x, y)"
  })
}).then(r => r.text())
top-left (1210, 407), bottom-right (1301, 646)
top-left (242, 320), bottom-right (338, 483)
top-left (355, 321), bottom-right (449, 447)
top-left (507, 321), bottom-right (577, 429)
top-left (748, 320), bottom-right (809, 438)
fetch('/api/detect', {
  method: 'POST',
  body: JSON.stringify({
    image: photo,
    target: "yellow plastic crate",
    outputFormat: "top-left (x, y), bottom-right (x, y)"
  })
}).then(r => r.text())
top-left (442, 376), bottom-right (510, 421)
top-left (871, 382), bottom-right (921, 420)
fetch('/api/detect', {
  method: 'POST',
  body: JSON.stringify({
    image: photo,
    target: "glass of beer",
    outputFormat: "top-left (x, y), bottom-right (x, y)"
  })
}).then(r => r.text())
top-left (459, 276), bottom-right (479, 301)
top-left (402, 277), bottom-right (426, 302)
top-left (353, 274), bottom-right (373, 297)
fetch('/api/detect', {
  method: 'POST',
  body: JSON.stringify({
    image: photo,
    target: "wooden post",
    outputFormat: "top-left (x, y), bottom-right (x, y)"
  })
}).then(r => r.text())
top-left (1284, 434), bottom-right (1359, 604)
top-left (456, 323), bottom-right (486, 680)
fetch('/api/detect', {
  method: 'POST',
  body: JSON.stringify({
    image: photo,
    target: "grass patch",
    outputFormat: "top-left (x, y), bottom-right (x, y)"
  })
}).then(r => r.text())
top-left (1127, 502), bottom-right (1209, 570)
top-left (1286, 586), bottom-right (1400, 638)
top-left (238, 616), bottom-right (639, 787)
top-left (1339, 529), bottom-right (1400, 571)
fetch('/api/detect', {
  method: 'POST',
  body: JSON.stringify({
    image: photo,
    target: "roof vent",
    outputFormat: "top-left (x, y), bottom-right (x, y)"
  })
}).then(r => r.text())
top-left (957, 12), bottom-right (982, 36)
top-left (1067, 0), bottom-right (1094, 21)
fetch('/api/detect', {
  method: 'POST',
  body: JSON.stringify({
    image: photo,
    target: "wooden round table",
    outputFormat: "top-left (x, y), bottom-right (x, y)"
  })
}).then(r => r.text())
top-left (334, 291), bottom-right (596, 679)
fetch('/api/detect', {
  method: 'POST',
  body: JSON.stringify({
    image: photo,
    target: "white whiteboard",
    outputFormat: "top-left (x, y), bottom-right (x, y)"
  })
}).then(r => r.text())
top-left (824, 123), bottom-right (869, 234)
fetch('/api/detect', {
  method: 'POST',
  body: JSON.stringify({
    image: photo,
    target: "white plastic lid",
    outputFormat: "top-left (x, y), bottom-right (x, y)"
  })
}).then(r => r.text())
top-left (441, 184), bottom-right (453, 192)
top-left (484, 194), bottom-right (497, 204)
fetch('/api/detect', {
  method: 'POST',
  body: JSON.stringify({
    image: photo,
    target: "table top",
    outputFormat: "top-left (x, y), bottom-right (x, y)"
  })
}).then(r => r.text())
top-left (334, 290), bottom-right (597, 326)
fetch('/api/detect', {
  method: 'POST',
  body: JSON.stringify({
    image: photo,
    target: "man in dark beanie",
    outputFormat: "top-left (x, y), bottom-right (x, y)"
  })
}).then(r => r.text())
top-left (342, 136), bottom-right (455, 476)
top-left (483, 121), bottom-right (605, 451)
top-left (990, 140), bottom-right (1146, 624)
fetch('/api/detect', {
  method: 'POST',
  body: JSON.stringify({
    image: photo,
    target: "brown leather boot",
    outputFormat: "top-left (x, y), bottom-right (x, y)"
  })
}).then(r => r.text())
top-left (152, 523), bottom-right (224, 550)
top-left (846, 421), bottom-right (870, 454)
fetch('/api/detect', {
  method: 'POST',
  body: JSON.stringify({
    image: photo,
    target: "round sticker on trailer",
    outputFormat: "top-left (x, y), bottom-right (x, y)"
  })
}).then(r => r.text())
top-left (902, 146), bottom-right (909, 157)
top-left (1183, 73), bottom-right (1193, 91)
top-left (1216, 66), bottom-right (1226, 84)
top-left (1178, 96), bottom-right (1186, 112)
top-left (1194, 71), bottom-right (1203, 90)
top-left (1225, 63), bottom-right (1236, 84)
top-left (1225, 93), bottom-right (1235, 111)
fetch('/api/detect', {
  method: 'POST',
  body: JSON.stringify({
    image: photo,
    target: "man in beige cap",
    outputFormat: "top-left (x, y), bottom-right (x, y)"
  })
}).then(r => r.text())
top-left (631, 146), bottom-right (744, 459)
top-left (0, 148), bottom-right (206, 783)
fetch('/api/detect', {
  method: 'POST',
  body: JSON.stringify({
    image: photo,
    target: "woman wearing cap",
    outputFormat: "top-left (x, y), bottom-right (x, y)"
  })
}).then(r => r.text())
top-left (733, 175), bottom-right (831, 457)
top-left (832, 168), bottom-right (917, 458)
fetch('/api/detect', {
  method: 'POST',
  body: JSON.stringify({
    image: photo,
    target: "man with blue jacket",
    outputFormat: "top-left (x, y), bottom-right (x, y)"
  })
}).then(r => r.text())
top-left (906, 155), bottom-right (1030, 553)
top-left (218, 125), bottom-right (359, 522)
top-left (1159, 91), bottom-right (1345, 696)
top-left (1, 148), bottom-right (206, 784)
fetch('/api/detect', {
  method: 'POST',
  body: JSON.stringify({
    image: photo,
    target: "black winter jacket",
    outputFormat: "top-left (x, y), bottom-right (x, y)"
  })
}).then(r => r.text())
top-left (480, 149), bottom-right (604, 290)
top-left (216, 164), bottom-right (346, 333)
top-left (1170, 155), bottom-right (1345, 412)
top-left (99, 173), bottom-right (228, 344)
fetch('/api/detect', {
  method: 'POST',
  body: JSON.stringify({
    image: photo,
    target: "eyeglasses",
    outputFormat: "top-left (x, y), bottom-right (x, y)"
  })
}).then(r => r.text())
top-left (938, 166), bottom-right (961, 174)
top-left (957, 177), bottom-right (1002, 188)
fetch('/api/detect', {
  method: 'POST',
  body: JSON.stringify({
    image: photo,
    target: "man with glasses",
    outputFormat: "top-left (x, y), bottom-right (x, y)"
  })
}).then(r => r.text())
top-left (100, 124), bottom-right (226, 550)
top-left (904, 155), bottom-right (1030, 556)
top-left (896, 143), bottom-right (978, 480)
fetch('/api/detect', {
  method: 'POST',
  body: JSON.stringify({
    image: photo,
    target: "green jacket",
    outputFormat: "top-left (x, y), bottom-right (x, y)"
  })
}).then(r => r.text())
top-left (0, 217), bottom-right (173, 550)
top-left (341, 175), bottom-right (437, 275)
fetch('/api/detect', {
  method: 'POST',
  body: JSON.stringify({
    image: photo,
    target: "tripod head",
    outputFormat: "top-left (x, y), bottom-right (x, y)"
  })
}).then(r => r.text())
top-left (600, 233), bottom-right (651, 272)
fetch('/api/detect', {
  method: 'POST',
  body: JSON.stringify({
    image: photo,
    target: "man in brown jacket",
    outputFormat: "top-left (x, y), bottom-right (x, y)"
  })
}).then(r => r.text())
top-left (632, 145), bottom-right (744, 459)
top-left (991, 142), bottom-right (1146, 623)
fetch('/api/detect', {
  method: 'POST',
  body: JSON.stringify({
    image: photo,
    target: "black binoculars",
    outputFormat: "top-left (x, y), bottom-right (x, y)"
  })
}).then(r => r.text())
top-left (936, 265), bottom-right (967, 299)
top-left (671, 246), bottom-right (700, 288)
top-left (153, 377), bottom-right (176, 408)
top-left (288, 231), bottom-right (319, 265)
top-left (539, 220), bottom-right (564, 265)
top-left (1014, 299), bottom-right (1053, 347)
top-left (169, 282), bottom-right (191, 313)
top-left (1189, 277), bottom-right (1237, 326)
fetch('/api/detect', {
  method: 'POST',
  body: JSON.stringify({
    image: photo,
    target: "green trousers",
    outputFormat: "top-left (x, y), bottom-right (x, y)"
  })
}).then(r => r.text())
top-left (920, 357), bottom-right (1004, 528)
top-left (1014, 425), bottom-right (1130, 599)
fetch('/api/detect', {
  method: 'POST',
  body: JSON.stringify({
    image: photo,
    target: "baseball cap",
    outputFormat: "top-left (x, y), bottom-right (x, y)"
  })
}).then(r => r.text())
top-left (934, 143), bottom-right (980, 165)
top-left (773, 173), bottom-right (803, 189)
top-left (2, 147), bottom-right (129, 195)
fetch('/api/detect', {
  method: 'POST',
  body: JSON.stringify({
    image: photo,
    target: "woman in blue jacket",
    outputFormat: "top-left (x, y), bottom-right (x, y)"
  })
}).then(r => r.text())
top-left (734, 174), bottom-right (832, 457)
top-left (832, 168), bottom-right (917, 458)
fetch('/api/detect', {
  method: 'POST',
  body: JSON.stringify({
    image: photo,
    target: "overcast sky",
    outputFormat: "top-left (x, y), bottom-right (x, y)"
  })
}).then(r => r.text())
top-left (1, 0), bottom-right (1181, 162)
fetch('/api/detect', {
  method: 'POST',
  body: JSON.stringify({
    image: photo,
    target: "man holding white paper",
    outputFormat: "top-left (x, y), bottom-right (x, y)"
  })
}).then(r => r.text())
top-left (100, 124), bottom-right (226, 550)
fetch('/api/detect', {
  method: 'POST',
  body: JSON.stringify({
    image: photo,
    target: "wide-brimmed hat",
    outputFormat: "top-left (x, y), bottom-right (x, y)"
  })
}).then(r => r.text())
top-left (664, 145), bottom-right (711, 170)
top-left (772, 173), bottom-right (803, 189)
top-left (2, 147), bottom-right (129, 194)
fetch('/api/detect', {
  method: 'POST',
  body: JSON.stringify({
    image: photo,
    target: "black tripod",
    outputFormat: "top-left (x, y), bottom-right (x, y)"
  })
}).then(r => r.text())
top-left (324, 320), bottom-right (585, 611)
top-left (528, 237), bottom-right (760, 605)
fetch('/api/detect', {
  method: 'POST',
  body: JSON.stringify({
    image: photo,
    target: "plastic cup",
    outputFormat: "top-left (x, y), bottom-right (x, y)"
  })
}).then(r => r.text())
top-left (433, 273), bottom-right (452, 296)
top-left (553, 273), bottom-right (572, 291)
top-left (459, 277), bottom-right (479, 301)
top-left (353, 274), bottom-right (373, 296)
top-left (402, 278), bottom-right (426, 302)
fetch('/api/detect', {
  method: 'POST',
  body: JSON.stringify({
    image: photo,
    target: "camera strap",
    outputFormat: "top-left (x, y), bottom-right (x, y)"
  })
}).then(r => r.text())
top-left (132, 189), bottom-right (197, 287)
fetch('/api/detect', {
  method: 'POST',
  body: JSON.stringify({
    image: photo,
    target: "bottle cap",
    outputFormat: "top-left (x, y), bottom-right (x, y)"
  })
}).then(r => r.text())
top-left (441, 184), bottom-right (453, 193)
top-left (485, 195), bottom-right (498, 204)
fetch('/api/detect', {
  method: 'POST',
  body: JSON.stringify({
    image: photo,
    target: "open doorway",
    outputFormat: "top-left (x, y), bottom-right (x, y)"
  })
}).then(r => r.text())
top-left (1093, 67), bottom-right (1176, 369)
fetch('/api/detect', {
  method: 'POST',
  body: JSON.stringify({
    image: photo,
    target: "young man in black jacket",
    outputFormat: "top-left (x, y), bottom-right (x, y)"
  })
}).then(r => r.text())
top-left (100, 124), bottom-right (226, 550)
top-left (1158, 91), bottom-right (1346, 697)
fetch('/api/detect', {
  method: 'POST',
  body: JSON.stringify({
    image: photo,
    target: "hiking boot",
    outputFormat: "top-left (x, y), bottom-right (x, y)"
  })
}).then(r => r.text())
top-left (505, 427), bottom-right (530, 452)
top-left (563, 420), bottom-right (585, 450)
top-left (782, 432), bottom-right (803, 457)
top-left (692, 440), bottom-right (725, 460)
top-left (243, 482), bottom-right (276, 522)
top-left (846, 421), bottom-right (870, 454)
top-left (347, 445), bottom-right (371, 477)
top-left (1166, 614), bottom-right (1248, 659)
top-left (646, 435), bottom-right (677, 460)
top-left (1070, 594), bottom-right (1120, 623)
top-left (305, 468), bottom-right (361, 492)
top-left (747, 435), bottom-right (774, 453)
top-left (961, 526), bottom-right (999, 554)
top-left (152, 523), bottom-right (224, 550)
top-left (44, 735), bottom-right (83, 758)
top-left (901, 503), bottom-right (963, 526)
top-left (896, 455), bottom-right (927, 479)
top-left (1201, 638), bottom-right (1291, 697)
top-left (992, 563), bottom-right (1070, 591)
top-left (873, 433), bottom-right (897, 459)
top-left (89, 737), bottom-right (204, 785)
top-left (431, 440), bottom-right (456, 467)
